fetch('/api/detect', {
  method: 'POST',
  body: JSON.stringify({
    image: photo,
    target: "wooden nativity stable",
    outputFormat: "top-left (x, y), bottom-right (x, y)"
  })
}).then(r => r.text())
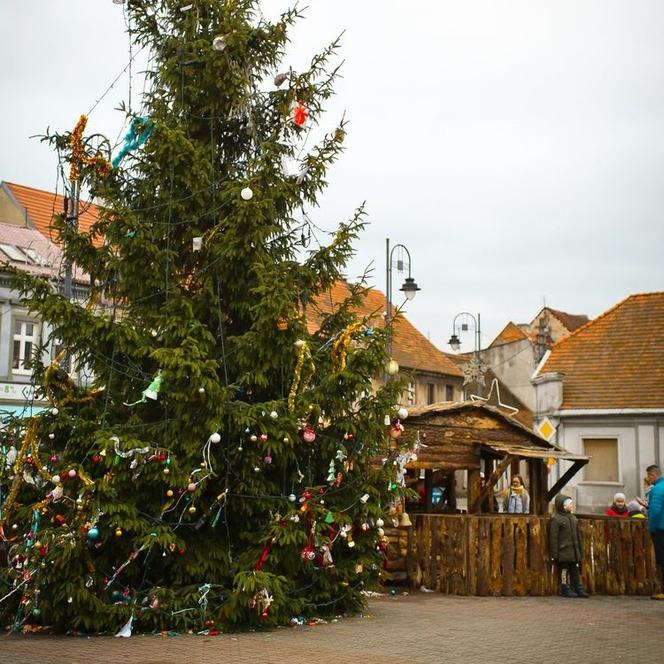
top-left (382, 401), bottom-right (658, 596)
top-left (401, 400), bottom-right (588, 516)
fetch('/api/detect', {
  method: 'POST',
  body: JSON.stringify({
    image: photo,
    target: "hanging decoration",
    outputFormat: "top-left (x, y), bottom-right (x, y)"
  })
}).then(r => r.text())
top-left (69, 115), bottom-right (112, 181)
top-left (291, 100), bottom-right (309, 127)
top-left (288, 341), bottom-right (315, 413)
top-left (331, 322), bottom-right (364, 372)
top-left (112, 116), bottom-right (155, 168)
top-left (123, 371), bottom-right (163, 406)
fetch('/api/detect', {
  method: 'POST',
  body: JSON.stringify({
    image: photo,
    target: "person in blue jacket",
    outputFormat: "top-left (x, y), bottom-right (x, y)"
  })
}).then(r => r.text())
top-left (646, 464), bottom-right (664, 600)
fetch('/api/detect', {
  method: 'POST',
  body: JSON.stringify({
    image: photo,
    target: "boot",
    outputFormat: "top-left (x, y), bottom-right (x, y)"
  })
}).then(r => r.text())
top-left (570, 565), bottom-right (590, 598)
top-left (560, 584), bottom-right (578, 598)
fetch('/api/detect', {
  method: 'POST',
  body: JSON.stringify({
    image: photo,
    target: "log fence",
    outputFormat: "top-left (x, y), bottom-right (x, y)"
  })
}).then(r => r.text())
top-left (401, 514), bottom-right (658, 596)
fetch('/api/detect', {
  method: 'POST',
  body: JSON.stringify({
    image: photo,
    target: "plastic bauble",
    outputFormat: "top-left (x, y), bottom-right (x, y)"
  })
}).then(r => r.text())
top-left (188, 506), bottom-right (197, 514)
top-left (50, 455), bottom-right (59, 464)
top-left (376, 518), bottom-right (384, 528)
top-left (68, 469), bottom-right (77, 478)
top-left (115, 528), bottom-right (123, 537)
top-left (163, 467), bottom-right (170, 475)
top-left (209, 432), bottom-right (221, 444)
top-left (48, 433), bottom-right (55, 440)
top-left (86, 527), bottom-right (100, 542)
top-left (240, 186), bottom-right (253, 201)
top-left (397, 407), bottom-right (409, 420)
top-left (288, 493), bottom-right (296, 502)
top-left (269, 410), bottom-right (278, 420)
top-left (377, 527), bottom-right (385, 537)
top-left (50, 407), bottom-right (59, 416)
top-left (385, 359), bottom-right (399, 375)
top-left (250, 435), bottom-right (258, 442)
top-left (264, 455), bottom-right (272, 464)
top-left (187, 482), bottom-right (197, 492)
top-left (259, 433), bottom-right (268, 442)
top-left (302, 426), bottom-right (316, 444)
top-left (166, 489), bottom-right (174, 497)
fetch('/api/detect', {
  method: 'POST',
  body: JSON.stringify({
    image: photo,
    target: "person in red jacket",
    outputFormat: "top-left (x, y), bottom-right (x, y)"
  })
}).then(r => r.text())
top-left (606, 492), bottom-right (629, 517)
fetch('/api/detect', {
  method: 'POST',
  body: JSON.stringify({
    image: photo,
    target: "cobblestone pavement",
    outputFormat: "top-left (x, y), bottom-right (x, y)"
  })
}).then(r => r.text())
top-left (1, 593), bottom-right (663, 664)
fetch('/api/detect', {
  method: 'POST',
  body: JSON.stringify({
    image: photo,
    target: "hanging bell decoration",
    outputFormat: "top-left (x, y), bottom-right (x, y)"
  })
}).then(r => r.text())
top-left (398, 511), bottom-right (413, 527)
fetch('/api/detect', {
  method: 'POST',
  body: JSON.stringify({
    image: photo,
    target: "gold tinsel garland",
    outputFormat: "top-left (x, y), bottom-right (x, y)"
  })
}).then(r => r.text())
top-left (331, 322), bottom-right (364, 372)
top-left (288, 341), bottom-right (315, 413)
top-left (69, 114), bottom-right (112, 182)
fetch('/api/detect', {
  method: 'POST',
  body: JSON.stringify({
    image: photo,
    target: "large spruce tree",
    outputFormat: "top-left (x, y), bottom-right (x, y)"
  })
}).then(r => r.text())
top-left (0, 0), bottom-right (408, 633)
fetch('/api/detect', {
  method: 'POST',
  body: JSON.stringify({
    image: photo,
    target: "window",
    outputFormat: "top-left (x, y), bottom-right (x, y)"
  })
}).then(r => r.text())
top-left (427, 383), bottom-right (436, 405)
top-left (0, 244), bottom-right (28, 262)
top-left (407, 381), bottom-right (415, 406)
top-left (583, 438), bottom-right (619, 482)
top-left (13, 320), bottom-right (39, 375)
top-left (445, 385), bottom-right (454, 402)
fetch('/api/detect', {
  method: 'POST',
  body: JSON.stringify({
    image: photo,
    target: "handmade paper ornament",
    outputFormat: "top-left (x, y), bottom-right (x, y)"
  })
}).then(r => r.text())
top-left (212, 34), bottom-right (228, 51)
top-left (124, 371), bottom-right (163, 406)
top-left (292, 100), bottom-right (309, 127)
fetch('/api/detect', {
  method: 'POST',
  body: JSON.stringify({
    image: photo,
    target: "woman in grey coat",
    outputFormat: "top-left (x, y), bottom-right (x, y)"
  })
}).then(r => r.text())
top-left (549, 494), bottom-right (590, 598)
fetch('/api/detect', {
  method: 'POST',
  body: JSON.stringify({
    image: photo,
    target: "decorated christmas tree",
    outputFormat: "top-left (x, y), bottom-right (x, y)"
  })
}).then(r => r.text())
top-left (0, 0), bottom-right (413, 633)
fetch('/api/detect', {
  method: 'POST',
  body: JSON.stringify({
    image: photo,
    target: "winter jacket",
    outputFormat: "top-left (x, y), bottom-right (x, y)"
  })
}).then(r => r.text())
top-left (504, 489), bottom-right (530, 514)
top-left (549, 494), bottom-right (583, 563)
top-left (648, 476), bottom-right (664, 534)
top-left (605, 505), bottom-right (629, 518)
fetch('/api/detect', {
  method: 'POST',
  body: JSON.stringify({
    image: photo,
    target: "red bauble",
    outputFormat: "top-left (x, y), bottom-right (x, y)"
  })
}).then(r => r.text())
top-left (91, 454), bottom-right (101, 465)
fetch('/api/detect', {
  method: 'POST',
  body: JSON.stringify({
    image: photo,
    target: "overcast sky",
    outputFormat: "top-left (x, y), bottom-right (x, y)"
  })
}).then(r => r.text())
top-left (1, 1), bottom-right (662, 352)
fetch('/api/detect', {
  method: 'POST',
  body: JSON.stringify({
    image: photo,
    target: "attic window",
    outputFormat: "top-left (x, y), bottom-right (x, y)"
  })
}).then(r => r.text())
top-left (0, 243), bottom-right (29, 262)
top-left (20, 247), bottom-right (49, 266)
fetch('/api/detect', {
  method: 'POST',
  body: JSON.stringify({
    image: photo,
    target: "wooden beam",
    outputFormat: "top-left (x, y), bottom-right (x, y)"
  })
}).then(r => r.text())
top-left (545, 460), bottom-right (588, 502)
top-left (467, 469), bottom-right (481, 515)
top-left (470, 454), bottom-right (514, 513)
top-left (424, 469), bottom-right (434, 512)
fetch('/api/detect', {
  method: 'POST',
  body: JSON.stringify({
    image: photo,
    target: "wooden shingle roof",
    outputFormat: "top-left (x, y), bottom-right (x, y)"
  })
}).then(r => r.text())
top-left (539, 292), bottom-right (664, 409)
top-left (310, 281), bottom-right (462, 378)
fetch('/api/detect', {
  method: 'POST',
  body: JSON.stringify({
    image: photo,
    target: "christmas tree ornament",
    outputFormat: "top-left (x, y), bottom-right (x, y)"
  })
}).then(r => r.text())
top-left (364, 326), bottom-right (374, 337)
top-left (360, 493), bottom-right (370, 504)
top-left (263, 455), bottom-right (272, 464)
top-left (240, 186), bottom-right (253, 201)
top-left (48, 433), bottom-right (55, 440)
top-left (302, 425), bottom-right (316, 443)
top-left (86, 527), bottom-right (100, 542)
top-left (376, 518), bottom-right (384, 528)
top-left (112, 116), bottom-right (154, 168)
top-left (274, 72), bottom-right (288, 86)
top-left (212, 34), bottom-right (228, 51)
top-left (124, 371), bottom-right (163, 405)
top-left (166, 489), bottom-right (174, 497)
top-left (398, 511), bottom-right (413, 527)
top-left (291, 100), bottom-right (309, 127)
top-left (385, 359), bottom-right (399, 375)
top-left (187, 482), bottom-right (197, 492)
top-left (397, 407), bottom-right (409, 420)
top-left (163, 467), bottom-right (170, 475)
top-left (115, 528), bottom-right (123, 537)
top-left (269, 410), bottom-right (278, 420)
top-left (198, 386), bottom-right (205, 393)
top-left (389, 420), bottom-right (404, 439)
top-left (50, 407), bottom-right (59, 416)
top-left (50, 454), bottom-right (59, 464)
top-left (259, 433), bottom-right (268, 442)
top-left (68, 468), bottom-right (77, 478)
top-left (250, 434), bottom-right (257, 442)
top-left (288, 493), bottom-right (296, 502)
top-left (276, 316), bottom-right (288, 331)
top-left (188, 506), bottom-right (197, 514)
top-left (192, 236), bottom-right (202, 251)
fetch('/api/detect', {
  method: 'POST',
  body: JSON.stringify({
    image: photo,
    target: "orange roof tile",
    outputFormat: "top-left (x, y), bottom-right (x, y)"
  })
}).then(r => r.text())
top-left (4, 182), bottom-right (99, 245)
top-left (309, 281), bottom-right (462, 378)
top-left (489, 321), bottom-right (530, 348)
top-left (539, 293), bottom-right (664, 409)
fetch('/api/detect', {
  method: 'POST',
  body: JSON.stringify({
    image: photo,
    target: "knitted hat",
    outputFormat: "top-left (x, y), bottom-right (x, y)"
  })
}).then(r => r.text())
top-left (626, 500), bottom-right (642, 513)
top-left (613, 492), bottom-right (626, 503)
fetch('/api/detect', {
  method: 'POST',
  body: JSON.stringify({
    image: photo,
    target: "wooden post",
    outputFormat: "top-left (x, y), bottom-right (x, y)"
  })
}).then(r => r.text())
top-left (471, 455), bottom-right (514, 513)
top-left (424, 469), bottom-right (433, 513)
top-left (546, 460), bottom-right (588, 502)
top-left (468, 468), bottom-right (481, 514)
top-left (445, 472), bottom-right (456, 512)
top-left (527, 458), bottom-right (548, 515)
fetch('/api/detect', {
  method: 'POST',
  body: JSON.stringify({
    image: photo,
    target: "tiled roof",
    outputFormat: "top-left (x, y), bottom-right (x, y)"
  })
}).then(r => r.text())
top-left (4, 182), bottom-right (99, 244)
top-left (309, 281), bottom-right (463, 378)
top-left (545, 308), bottom-right (589, 333)
top-left (0, 222), bottom-right (88, 284)
top-left (489, 321), bottom-right (530, 348)
top-left (539, 293), bottom-right (664, 409)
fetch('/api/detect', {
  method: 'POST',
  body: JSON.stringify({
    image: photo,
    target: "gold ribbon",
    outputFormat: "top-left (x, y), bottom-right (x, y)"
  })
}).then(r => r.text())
top-left (331, 322), bottom-right (364, 372)
top-left (288, 341), bottom-right (315, 413)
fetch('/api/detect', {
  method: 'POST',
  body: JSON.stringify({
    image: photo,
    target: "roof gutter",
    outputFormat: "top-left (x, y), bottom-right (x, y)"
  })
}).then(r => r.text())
top-left (556, 408), bottom-right (664, 417)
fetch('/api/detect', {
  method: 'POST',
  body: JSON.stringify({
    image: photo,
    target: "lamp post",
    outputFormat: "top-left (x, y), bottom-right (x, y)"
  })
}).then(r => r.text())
top-left (385, 239), bottom-right (420, 367)
top-left (448, 312), bottom-right (483, 396)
